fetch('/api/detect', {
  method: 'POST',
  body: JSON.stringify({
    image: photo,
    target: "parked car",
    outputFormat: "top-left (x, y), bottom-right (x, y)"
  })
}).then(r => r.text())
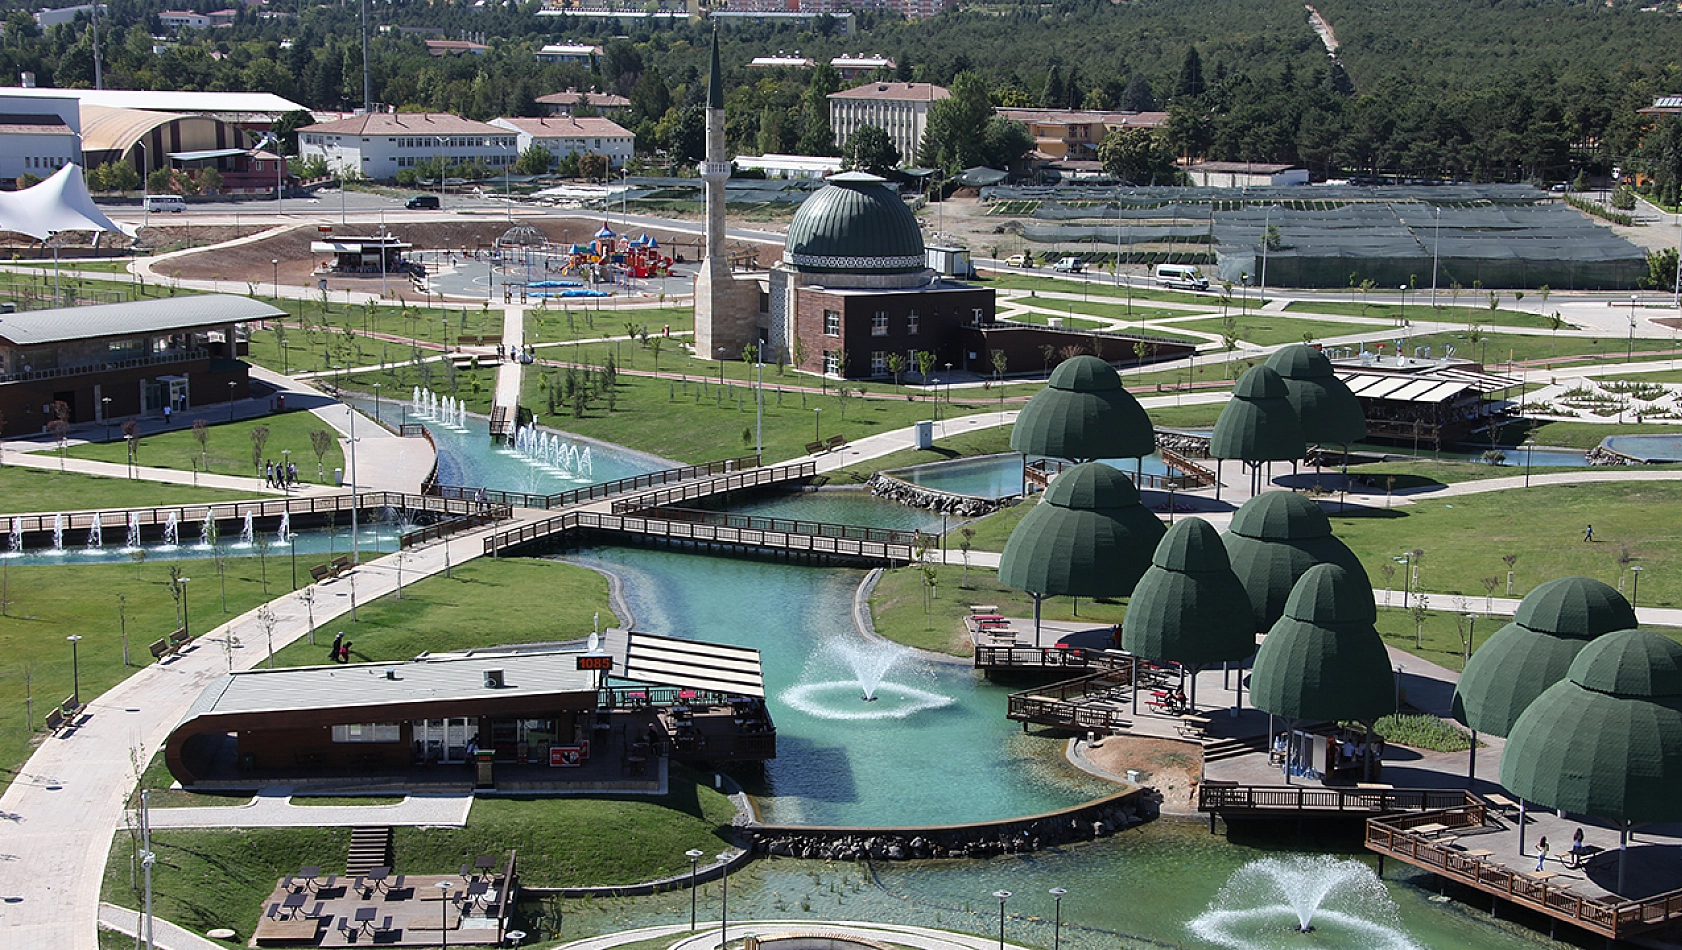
top-left (1052, 256), bottom-right (1085, 273)
top-left (406, 194), bottom-right (440, 210)
top-left (1005, 253), bottom-right (1033, 268)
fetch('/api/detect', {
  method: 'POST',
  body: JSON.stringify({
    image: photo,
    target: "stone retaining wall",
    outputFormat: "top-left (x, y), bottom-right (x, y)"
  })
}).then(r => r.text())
top-left (748, 788), bottom-right (1148, 861)
top-left (865, 472), bottom-right (1011, 516)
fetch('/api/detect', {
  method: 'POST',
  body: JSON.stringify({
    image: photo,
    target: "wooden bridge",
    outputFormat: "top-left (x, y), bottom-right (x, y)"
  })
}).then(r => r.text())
top-left (2, 491), bottom-right (481, 541)
top-left (425, 455), bottom-right (764, 510)
top-left (1365, 802), bottom-right (1682, 941)
top-left (1199, 783), bottom-right (1474, 818)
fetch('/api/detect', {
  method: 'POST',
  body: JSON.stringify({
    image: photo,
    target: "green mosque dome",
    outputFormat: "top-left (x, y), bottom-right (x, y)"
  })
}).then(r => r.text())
top-left (784, 173), bottom-right (926, 275)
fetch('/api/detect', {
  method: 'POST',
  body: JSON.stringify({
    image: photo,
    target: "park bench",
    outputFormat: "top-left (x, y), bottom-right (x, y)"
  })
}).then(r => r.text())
top-left (804, 440), bottom-right (826, 455)
top-left (43, 707), bottom-right (64, 734)
top-left (309, 564), bottom-right (334, 584)
top-left (167, 627), bottom-right (195, 650)
top-left (149, 638), bottom-right (173, 660)
top-left (824, 434), bottom-right (848, 451)
top-left (331, 556), bottom-right (352, 576)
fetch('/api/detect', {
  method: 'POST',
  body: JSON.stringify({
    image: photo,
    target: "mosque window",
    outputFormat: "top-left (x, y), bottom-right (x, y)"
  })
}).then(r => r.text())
top-left (870, 350), bottom-right (887, 374)
top-left (871, 311), bottom-right (888, 336)
top-left (823, 310), bottom-right (841, 336)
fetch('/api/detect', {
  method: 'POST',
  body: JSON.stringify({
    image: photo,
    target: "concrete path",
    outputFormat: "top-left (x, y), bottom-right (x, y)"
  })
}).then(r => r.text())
top-left (562, 919), bottom-right (1035, 950)
top-left (140, 789), bottom-right (472, 829)
top-left (492, 306), bottom-right (526, 427)
top-left (98, 903), bottom-right (226, 950)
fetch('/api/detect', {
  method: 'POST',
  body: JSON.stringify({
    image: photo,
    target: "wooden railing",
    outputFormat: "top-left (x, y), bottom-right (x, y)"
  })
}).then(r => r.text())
top-left (398, 507), bottom-right (512, 549)
top-left (608, 460), bottom-right (817, 513)
top-left (977, 644), bottom-right (1098, 670)
top-left (482, 508), bottom-right (916, 563)
top-left (1024, 457), bottom-right (1200, 492)
top-left (1, 491), bottom-right (477, 534)
top-left (642, 505), bottom-right (928, 546)
top-left (1365, 803), bottom-right (1682, 939)
top-left (1158, 444), bottom-right (1219, 488)
top-left (1201, 784), bottom-right (1478, 815)
top-left (426, 454), bottom-right (763, 510)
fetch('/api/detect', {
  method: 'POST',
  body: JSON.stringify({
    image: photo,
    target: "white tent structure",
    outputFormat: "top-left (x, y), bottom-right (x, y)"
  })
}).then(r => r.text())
top-left (0, 163), bottom-right (136, 241)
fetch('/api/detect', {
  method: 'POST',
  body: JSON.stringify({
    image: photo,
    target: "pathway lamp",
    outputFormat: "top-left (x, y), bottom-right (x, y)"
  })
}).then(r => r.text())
top-left (179, 578), bottom-right (191, 640)
top-left (1630, 295), bottom-right (1639, 363)
top-left (1393, 553), bottom-right (1413, 608)
top-left (814, 407), bottom-right (822, 444)
top-left (717, 851), bottom-right (731, 948)
top-left (993, 890), bottom-right (1011, 950)
top-left (1632, 565), bottom-right (1644, 609)
top-left (685, 849), bottom-right (704, 929)
top-left (437, 881), bottom-right (454, 950)
top-left (272, 259), bottom-right (280, 299)
top-left (66, 635), bottom-right (82, 707)
top-left (228, 381), bottom-right (237, 421)
top-left (1049, 887), bottom-right (1067, 950)
top-left (102, 396), bottom-right (112, 441)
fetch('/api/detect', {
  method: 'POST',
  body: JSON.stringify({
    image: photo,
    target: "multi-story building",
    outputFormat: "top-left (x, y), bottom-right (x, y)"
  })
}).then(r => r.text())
top-left (488, 116), bottom-right (634, 168)
top-left (0, 91), bottom-right (80, 188)
top-left (426, 39), bottom-right (490, 56)
top-left (297, 113), bottom-right (516, 181)
top-left (828, 82), bottom-right (948, 164)
top-left (830, 54), bottom-right (893, 81)
top-left (535, 90), bottom-right (630, 116)
top-left (536, 44), bottom-right (601, 65)
top-left (749, 53), bottom-right (815, 70)
top-left (996, 108), bottom-right (1168, 163)
top-left (157, 10), bottom-right (210, 30)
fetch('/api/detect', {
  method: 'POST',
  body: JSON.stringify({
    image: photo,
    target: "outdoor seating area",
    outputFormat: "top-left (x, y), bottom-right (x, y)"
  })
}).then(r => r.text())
top-left (254, 856), bottom-right (513, 947)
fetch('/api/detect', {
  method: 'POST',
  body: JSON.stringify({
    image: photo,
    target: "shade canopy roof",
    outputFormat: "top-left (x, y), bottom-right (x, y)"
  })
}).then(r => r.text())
top-left (1266, 344), bottom-right (1367, 446)
top-left (1123, 518), bottom-right (1257, 666)
top-left (1010, 355), bottom-right (1156, 461)
top-left (1210, 365), bottom-right (1306, 462)
top-left (0, 294), bottom-right (284, 346)
top-left (0, 163), bottom-right (137, 241)
top-left (1501, 629), bottom-right (1682, 824)
top-left (998, 462), bottom-right (1165, 598)
top-left (1453, 577), bottom-right (1634, 736)
top-left (1250, 564), bottom-right (1397, 723)
top-left (1223, 492), bottom-right (1367, 630)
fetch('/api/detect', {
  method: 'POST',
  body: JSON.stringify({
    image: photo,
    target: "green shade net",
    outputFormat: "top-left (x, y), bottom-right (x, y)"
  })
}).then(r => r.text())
top-left (1123, 517), bottom-right (1257, 666)
top-left (1010, 355), bottom-right (1156, 461)
top-left (1501, 629), bottom-right (1682, 824)
top-left (1222, 491), bottom-right (1368, 630)
top-left (1210, 364), bottom-right (1305, 462)
top-left (998, 461), bottom-right (1166, 598)
top-left (1265, 344), bottom-right (1367, 446)
top-left (1453, 577), bottom-right (1636, 736)
top-left (1250, 563), bottom-right (1397, 723)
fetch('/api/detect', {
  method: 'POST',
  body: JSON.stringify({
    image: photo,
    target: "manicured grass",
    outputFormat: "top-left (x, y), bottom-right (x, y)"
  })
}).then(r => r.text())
top-left (822, 427), bottom-right (1016, 485)
top-left (1285, 299), bottom-right (1551, 329)
top-left (1494, 419), bottom-right (1682, 450)
top-left (0, 466), bottom-right (262, 513)
top-left (517, 367), bottom-right (1000, 465)
top-left (983, 272), bottom-right (1210, 306)
top-left (1143, 402), bottom-right (1227, 429)
top-left (103, 772), bottom-right (738, 944)
top-left (1408, 330), bottom-right (1682, 367)
top-left (270, 558), bottom-right (619, 666)
top-left (1332, 481), bottom-right (1682, 610)
top-left (869, 564), bottom-right (1126, 656)
top-left (998, 311), bottom-right (1107, 331)
top-left (959, 494), bottom-right (1037, 553)
top-left (1343, 460), bottom-right (1569, 487)
top-left (1170, 315), bottom-right (1380, 347)
top-left (64, 411), bottom-right (346, 484)
top-left (0, 556), bottom-right (285, 791)
top-left (291, 795), bottom-right (405, 806)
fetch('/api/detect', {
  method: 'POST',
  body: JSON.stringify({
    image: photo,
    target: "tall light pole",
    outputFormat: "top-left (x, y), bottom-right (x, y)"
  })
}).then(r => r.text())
top-left (373, 382), bottom-right (382, 427)
top-left (179, 578), bottom-right (191, 641)
top-left (1393, 553), bottom-right (1412, 609)
top-left (1258, 204), bottom-right (1271, 307)
top-left (755, 360), bottom-right (764, 459)
top-left (1049, 888), bottom-right (1067, 950)
top-left (1632, 565), bottom-right (1644, 609)
top-left (66, 634), bottom-right (82, 707)
top-left (348, 406), bottom-right (361, 574)
top-left (228, 380), bottom-right (237, 422)
top-left (1399, 284), bottom-right (1408, 325)
top-left (140, 790), bottom-right (156, 950)
top-left (685, 849), bottom-right (703, 930)
top-left (717, 346), bottom-right (726, 386)
top-left (814, 407), bottom-right (822, 444)
top-left (1630, 294), bottom-right (1639, 363)
top-left (437, 881), bottom-right (454, 950)
top-left (1430, 206), bottom-right (1440, 308)
top-left (1464, 612), bottom-right (1477, 665)
top-left (717, 851), bottom-right (731, 949)
top-left (993, 890), bottom-right (1011, 950)
top-left (101, 396), bottom-right (112, 441)
top-left (272, 259), bottom-right (280, 299)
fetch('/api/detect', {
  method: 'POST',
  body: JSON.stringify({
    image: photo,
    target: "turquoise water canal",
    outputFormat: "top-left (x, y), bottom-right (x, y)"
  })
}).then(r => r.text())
top-left (892, 453), bottom-right (1173, 499)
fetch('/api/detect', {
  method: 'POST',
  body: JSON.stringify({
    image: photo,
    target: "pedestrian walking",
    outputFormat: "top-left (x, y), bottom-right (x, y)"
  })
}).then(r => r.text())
top-left (1535, 836), bottom-right (1549, 871)
top-left (265, 461), bottom-right (275, 487)
top-left (1584, 524), bottom-right (1594, 542)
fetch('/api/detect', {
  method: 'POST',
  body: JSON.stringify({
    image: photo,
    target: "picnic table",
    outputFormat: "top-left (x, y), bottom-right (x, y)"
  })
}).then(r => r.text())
top-left (1411, 822), bottom-right (1449, 837)
top-left (354, 906), bottom-right (379, 933)
top-left (281, 892), bottom-right (309, 918)
top-left (1462, 849), bottom-right (1494, 861)
top-left (297, 866), bottom-right (321, 891)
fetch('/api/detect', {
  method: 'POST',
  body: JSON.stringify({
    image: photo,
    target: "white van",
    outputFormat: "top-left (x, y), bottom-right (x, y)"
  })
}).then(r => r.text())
top-left (1154, 263), bottom-right (1208, 291)
top-left (143, 194), bottom-right (186, 213)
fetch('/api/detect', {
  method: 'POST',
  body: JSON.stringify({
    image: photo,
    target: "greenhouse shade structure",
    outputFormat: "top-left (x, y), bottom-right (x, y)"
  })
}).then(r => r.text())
top-left (1210, 365), bottom-right (1305, 495)
top-left (1222, 490), bottom-right (1367, 631)
top-left (1500, 629), bottom-right (1682, 894)
top-left (1010, 355), bottom-right (1156, 462)
top-left (1122, 517), bottom-right (1258, 711)
top-left (998, 461), bottom-right (1165, 641)
top-left (1250, 563), bottom-right (1396, 781)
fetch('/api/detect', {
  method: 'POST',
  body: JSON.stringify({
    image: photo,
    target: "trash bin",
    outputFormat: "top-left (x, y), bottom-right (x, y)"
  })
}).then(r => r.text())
top-left (334, 467), bottom-right (343, 486)
top-left (277, 393), bottom-right (285, 410)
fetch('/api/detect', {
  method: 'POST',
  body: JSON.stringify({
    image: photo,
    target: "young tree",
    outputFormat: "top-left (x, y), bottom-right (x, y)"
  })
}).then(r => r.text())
top-left (915, 350), bottom-right (937, 393)
top-left (886, 352), bottom-right (907, 392)
top-left (309, 428), bottom-right (334, 479)
top-left (193, 418), bottom-right (210, 464)
top-left (249, 424), bottom-right (270, 475)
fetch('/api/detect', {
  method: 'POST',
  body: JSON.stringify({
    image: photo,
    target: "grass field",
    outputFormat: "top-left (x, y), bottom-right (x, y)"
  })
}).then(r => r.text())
top-left (1284, 299), bottom-right (1551, 329)
top-left (103, 771), bottom-right (737, 946)
top-left (1170, 315), bottom-right (1382, 347)
top-left (268, 558), bottom-right (619, 666)
top-left (869, 564), bottom-right (1127, 656)
top-left (1407, 330), bottom-right (1682, 367)
top-left (0, 467), bottom-right (261, 513)
top-left (1492, 420), bottom-right (1682, 450)
top-left (64, 412), bottom-right (346, 483)
top-left (982, 272), bottom-right (1210, 306)
top-left (822, 427), bottom-right (1016, 485)
top-left (0, 556), bottom-right (284, 791)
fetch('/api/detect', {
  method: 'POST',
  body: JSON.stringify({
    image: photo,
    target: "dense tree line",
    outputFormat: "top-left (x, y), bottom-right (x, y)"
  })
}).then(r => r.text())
top-left (4, 0), bottom-right (1682, 182)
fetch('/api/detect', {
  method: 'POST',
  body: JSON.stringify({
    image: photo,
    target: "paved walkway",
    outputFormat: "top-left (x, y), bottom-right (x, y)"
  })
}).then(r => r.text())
top-left (98, 903), bottom-right (224, 950)
top-left (492, 306), bottom-right (526, 429)
top-left (140, 789), bottom-right (473, 829)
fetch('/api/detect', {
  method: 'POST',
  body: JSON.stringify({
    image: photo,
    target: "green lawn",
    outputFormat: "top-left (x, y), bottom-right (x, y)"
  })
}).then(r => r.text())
top-left (998, 311), bottom-right (1108, 331)
top-left (822, 427), bottom-right (1016, 485)
top-left (1171, 315), bottom-right (1381, 347)
top-left (65, 411), bottom-right (346, 483)
top-left (1407, 330), bottom-right (1682, 368)
top-left (0, 466), bottom-right (262, 513)
top-left (1284, 299), bottom-right (1551, 329)
top-left (869, 564), bottom-right (1126, 656)
top-left (269, 558), bottom-right (619, 666)
top-left (1492, 420), bottom-right (1682, 450)
top-left (1332, 481), bottom-right (1682, 610)
top-left (960, 494), bottom-right (1038, 553)
top-left (0, 556), bottom-right (284, 791)
top-left (104, 771), bottom-right (737, 946)
top-left (983, 272), bottom-right (1211, 306)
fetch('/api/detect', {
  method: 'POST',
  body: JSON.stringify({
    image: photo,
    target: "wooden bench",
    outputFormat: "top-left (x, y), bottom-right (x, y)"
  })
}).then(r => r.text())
top-left (149, 638), bottom-right (173, 659)
top-left (309, 564), bottom-right (333, 584)
top-left (331, 556), bottom-right (352, 576)
top-left (43, 707), bottom-right (65, 733)
top-left (167, 628), bottom-right (194, 650)
top-left (804, 440), bottom-right (826, 455)
top-left (824, 434), bottom-right (848, 451)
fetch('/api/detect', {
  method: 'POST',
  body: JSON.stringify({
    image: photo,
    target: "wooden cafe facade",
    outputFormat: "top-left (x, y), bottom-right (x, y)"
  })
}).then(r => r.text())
top-left (164, 637), bottom-right (774, 790)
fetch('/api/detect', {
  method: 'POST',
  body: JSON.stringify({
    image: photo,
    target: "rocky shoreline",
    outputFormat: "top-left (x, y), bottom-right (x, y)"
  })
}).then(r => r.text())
top-left (865, 472), bottom-right (1012, 517)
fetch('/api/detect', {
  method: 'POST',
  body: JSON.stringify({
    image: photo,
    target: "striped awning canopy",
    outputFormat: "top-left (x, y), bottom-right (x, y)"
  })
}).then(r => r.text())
top-left (1337, 366), bottom-right (1519, 404)
top-left (623, 632), bottom-right (765, 698)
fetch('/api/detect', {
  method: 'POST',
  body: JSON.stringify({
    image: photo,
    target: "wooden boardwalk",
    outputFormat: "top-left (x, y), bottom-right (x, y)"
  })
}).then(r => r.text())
top-left (4, 491), bottom-right (480, 539)
top-left (253, 854), bottom-right (516, 948)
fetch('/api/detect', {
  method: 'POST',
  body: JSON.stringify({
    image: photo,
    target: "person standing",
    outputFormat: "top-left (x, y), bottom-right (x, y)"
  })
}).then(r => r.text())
top-left (1536, 835), bottom-right (1550, 871)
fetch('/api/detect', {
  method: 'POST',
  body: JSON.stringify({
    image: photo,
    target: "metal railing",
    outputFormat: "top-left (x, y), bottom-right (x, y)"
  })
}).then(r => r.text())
top-left (398, 507), bottom-right (512, 549)
top-left (1024, 457), bottom-right (1201, 492)
top-left (608, 460), bottom-right (816, 513)
top-left (643, 505), bottom-right (927, 546)
top-left (0, 347), bottom-right (208, 384)
top-left (1201, 784), bottom-right (1476, 814)
top-left (482, 508), bottom-right (916, 563)
top-left (426, 454), bottom-right (764, 511)
top-left (2, 491), bottom-right (478, 534)
top-left (977, 645), bottom-right (1098, 670)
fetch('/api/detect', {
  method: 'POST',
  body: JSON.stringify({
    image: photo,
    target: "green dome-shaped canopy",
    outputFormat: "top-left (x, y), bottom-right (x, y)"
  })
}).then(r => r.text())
top-left (1210, 365), bottom-right (1306, 462)
top-left (1514, 577), bottom-right (1638, 638)
top-left (1265, 345), bottom-right (1367, 446)
top-left (784, 172), bottom-right (926, 275)
top-left (1123, 518), bottom-right (1257, 667)
top-left (1010, 355), bottom-right (1156, 461)
top-left (999, 462), bottom-right (1166, 598)
top-left (1222, 492), bottom-right (1367, 630)
top-left (1452, 578), bottom-right (1636, 737)
top-left (1250, 564), bottom-right (1396, 723)
top-left (1501, 630), bottom-right (1682, 824)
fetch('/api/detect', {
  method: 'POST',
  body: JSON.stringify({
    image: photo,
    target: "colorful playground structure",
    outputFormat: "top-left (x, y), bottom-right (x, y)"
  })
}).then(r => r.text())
top-left (493, 223), bottom-right (674, 299)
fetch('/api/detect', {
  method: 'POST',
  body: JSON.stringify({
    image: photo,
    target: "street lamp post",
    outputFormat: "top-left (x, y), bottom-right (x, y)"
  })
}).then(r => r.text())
top-left (1465, 613), bottom-right (1478, 664)
top-left (228, 380), bottom-right (237, 422)
top-left (66, 634), bottom-right (82, 707)
top-left (717, 851), bottom-right (731, 949)
top-left (717, 347), bottom-right (726, 386)
top-left (348, 407), bottom-right (361, 574)
top-left (1632, 565), bottom-right (1644, 609)
top-left (993, 890), bottom-right (1011, 950)
top-left (1430, 206), bottom-right (1440, 308)
top-left (272, 259), bottom-right (280, 300)
top-left (437, 881), bottom-right (454, 950)
top-left (755, 361), bottom-right (764, 459)
top-left (685, 849), bottom-right (703, 930)
top-left (1393, 554), bottom-right (1412, 609)
top-left (1049, 888), bottom-right (1067, 950)
top-left (1630, 295), bottom-right (1639, 363)
top-left (179, 577), bottom-right (191, 641)
top-left (1525, 436), bottom-right (1535, 489)
top-left (1399, 284), bottom-right (1408, 325)
top-left (814, 407), bottom-right (822, 444)
top-left (373, 382), bottom-right (382, 427)
top-left (102, 396), bottom-right (112, 441)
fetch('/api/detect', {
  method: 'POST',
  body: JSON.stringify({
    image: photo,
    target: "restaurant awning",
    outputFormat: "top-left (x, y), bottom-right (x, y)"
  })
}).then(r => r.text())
top-left (622, 632), bottom-right (765, 698)
top-left (167, 147), bottom-right (251, 162)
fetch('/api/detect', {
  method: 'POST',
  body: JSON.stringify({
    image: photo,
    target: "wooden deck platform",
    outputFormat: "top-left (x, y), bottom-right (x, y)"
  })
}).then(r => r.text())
top-left (254, 857), bottom-right (516, 948)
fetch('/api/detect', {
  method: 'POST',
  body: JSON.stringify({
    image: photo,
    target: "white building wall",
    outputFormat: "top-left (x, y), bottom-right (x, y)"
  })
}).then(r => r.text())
top-left (0, 92), bottom-right (82, 184)
top-left (829, 97), bottom-right (931, 163)
top-left (300, 131), bottom-right (516, 181)
top-left (488, 119), bottom-right (632, 167)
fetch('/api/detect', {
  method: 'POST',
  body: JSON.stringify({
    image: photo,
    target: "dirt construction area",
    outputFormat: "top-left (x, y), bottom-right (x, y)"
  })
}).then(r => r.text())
top-left (1084, 734), bottom-right (1204, 814)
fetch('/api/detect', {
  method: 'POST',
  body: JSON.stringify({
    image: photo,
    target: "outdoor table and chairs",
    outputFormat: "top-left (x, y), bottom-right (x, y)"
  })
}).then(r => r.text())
top-left (474, 855), bottom-right (498, 873)
top-left (354, 906), bottom-right (379, 933)
top-left (297, 866), bottom-right (321, 891)
top-left (365, 866), bottom-right (390, 894)
top-left (464, 880), bottom-right (491, 909)
top-left (281, 892), bottom-right (309, 918)
top-left (1411, 822), bottom-right (1449, 837)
